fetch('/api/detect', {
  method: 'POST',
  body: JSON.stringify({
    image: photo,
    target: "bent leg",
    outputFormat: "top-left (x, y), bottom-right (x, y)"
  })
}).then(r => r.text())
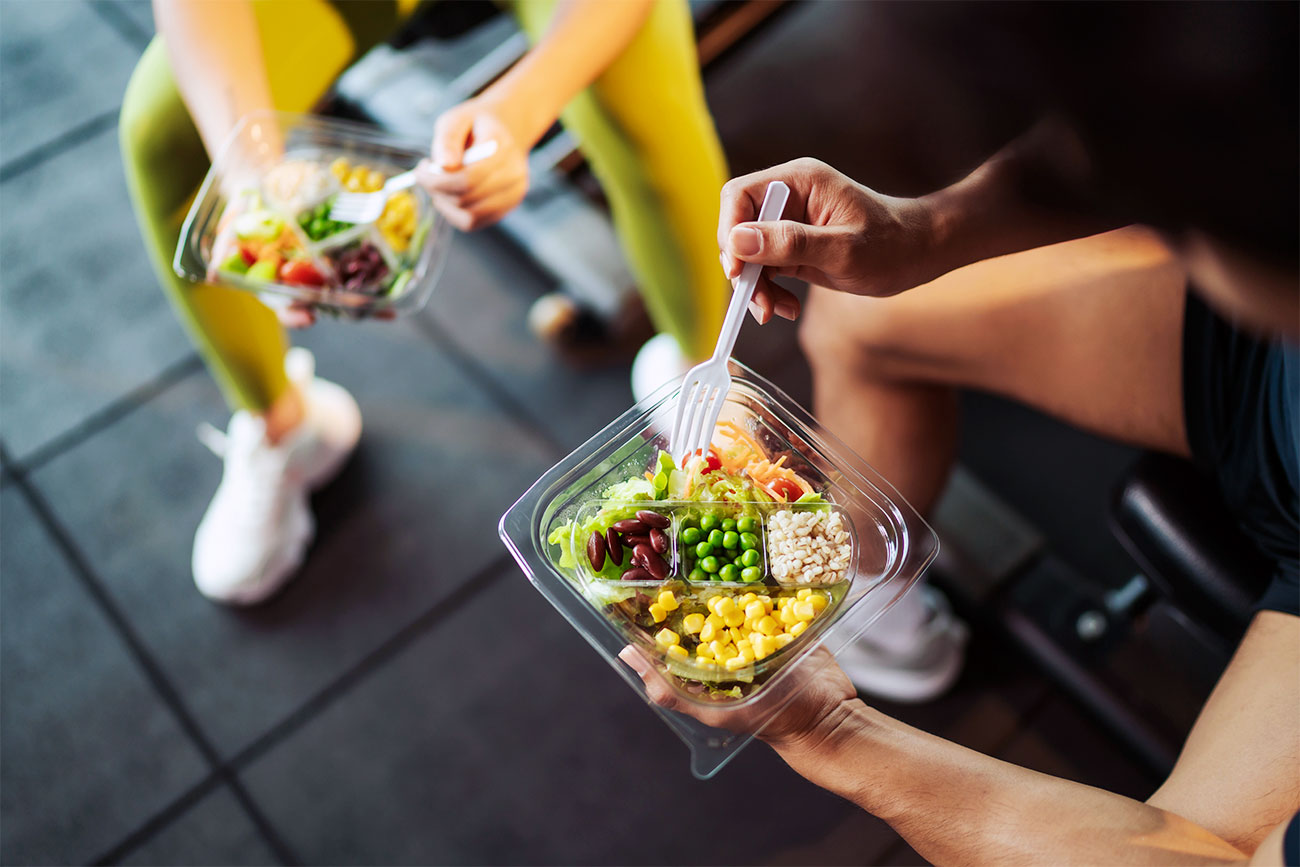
top-left (513, 0), bottom-right (730, 362)
top-left (799, 226), bottom-right (1191, 514)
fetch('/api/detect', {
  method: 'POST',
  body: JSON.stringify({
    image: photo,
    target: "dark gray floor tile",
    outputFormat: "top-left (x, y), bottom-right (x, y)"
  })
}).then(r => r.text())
top-left (0, 127), bottom-right (193, 460)
top-left (28, 318), bottom-right (554, 756)
top-left (0, 488), bottom-right (209, 866)
top-left (0, 0), bottom-right (139, 162)
top-left (997, 695), bottom-right (1159, 801)
top-left (242, 571), bottom-right (901, 866)
top-left (120, 787), bottom-right (277, 867)
top-left (419, 230), bottom-right (633, 452)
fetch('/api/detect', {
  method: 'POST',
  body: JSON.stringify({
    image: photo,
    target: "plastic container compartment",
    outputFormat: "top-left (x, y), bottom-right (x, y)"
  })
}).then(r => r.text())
top-left (174, 111), bottom-right (450, 319)
top-left (499, 361), bottom-right (938, 778)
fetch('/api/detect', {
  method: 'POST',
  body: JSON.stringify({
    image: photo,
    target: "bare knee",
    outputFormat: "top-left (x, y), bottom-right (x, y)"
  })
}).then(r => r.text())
top-left (798, 288), bottom-right (933, 384)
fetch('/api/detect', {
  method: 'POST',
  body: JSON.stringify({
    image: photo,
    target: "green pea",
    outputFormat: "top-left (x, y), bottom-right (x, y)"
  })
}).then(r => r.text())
top-left (694, 542), bottom-right (713, 559)
top-left (689, 568), bottom-right (707, 583)
top-left (700, 514), bottom-right (720, 532)
top-left (740, 549), bottom-right (761, 568)
top-left (719, 564), bottom-right (740, 582)
top-left (707, 529), bottom-right (724, 547)
top-left (681, 527), bottom-right (701, 545)
top-left (701, 556), bottom-right (720, 573)
top-left (741, 566), bottom-right (762, 583)
top-left (737, 516), bottom-right (757, 533)
top-left (739, 532), bottom-right (759, 550)
top-left (721, 518), bottom-right (736, 532)
top-left (680, 516), bottom-right (698, 530)
top-left (722, 531), bottom-right (739, 550)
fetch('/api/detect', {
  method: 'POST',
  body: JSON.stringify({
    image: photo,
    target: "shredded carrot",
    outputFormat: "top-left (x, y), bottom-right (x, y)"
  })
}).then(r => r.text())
top-left (644, 471), bottom-right (654, 482)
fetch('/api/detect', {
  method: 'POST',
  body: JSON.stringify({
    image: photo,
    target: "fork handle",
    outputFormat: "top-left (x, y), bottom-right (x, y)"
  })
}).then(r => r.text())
top-left (711, 180), bottom-right (790, 363)
top-left (385, 140), bottom-right (500, 192)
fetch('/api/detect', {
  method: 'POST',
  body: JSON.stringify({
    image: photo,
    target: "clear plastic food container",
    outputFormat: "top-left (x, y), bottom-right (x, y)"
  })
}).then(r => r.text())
top-left (174, 111), bottom-right (450, 319)
top-left (499, 361), bottom-right (938, 778)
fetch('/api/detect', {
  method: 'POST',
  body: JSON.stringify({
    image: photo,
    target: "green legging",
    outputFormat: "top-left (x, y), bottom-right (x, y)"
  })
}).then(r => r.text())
top-left (120, 0), bottom-right (728, 414)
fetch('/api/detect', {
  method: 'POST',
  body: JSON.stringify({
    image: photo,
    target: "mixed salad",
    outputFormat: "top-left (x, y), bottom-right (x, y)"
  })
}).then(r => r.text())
top-left (547, 420), bottom-right (855, 697)
top-left (209, 156), bottom-right (431, 311)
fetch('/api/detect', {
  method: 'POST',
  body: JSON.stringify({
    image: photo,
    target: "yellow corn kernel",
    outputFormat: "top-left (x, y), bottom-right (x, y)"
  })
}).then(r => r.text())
top-left (779, 606), bottom-right (798, 626)
top-left (738, 592), bottom-right (757, 606)
top-left (751, 635), bottom-right (773, 659)
top-left (365, 169), bottom-right (386, 192)
top-left (756, 616), bottom-right (781, 636)
top-left (744, 601), bottom-right (766, 622)
top-left (735, 638), bottom-right (752, 655)
top-left (649, 603), bottom-right (668, 623)
top-left (696, 641), bottom-right (715, 659)
top-left (713, 596), bottom-right (737, 617)
top-left (774, 596), bottom-right (790, 609)
top-left (655, 628), bottom-right (680, 647)
top-left (809, 593), bottom-right (829, 613)
top-left (666, 643), bottom-right (689, 660)
top-left (344, 174), bottom-right (364, 192)
top-left (727, 627), bottom-right (746, 644)
top-left (789, 620), bottom-right (809, 637)
top-left (699, 621), bottom-right (718, 643)
top-left (696, 655), bottom-right (713, 666)
top-left (758, 595), bottom-right (772, 607)
top-left (796, 588), bottom-right (813, 600)
top-left (739, 649), bottom-right (755, 664)
top-left (723, 609), bottom-right (746, 628)
top-left (774, 633), bottom-right (795, 648)
top-left (682, 613), bottom-right (705, 634)
top-left (743, 617), bottom-right (758, 634)
top-left (724, 655), bottom-right (750, 671)
top-left (657, 590), bottom-right (679, 611)
top-left (717, 643), bottom-right (739, 662)
top-left (329, 157), bottom-right (350, 180)
top-left (709, 640), bottom-right (729, 659)
top-left (793, 601), bottom-right (817, 621)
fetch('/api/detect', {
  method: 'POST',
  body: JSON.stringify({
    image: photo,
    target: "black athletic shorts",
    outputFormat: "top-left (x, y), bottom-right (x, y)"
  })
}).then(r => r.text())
top-left (1182, 292), bottom-right (1299, 617)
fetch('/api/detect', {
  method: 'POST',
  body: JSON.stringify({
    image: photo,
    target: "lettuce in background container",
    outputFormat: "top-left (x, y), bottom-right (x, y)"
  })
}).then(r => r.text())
top-left (499, 361), bottom-right (938, 778)
top-left (174, 111), bottom-right (450, 319)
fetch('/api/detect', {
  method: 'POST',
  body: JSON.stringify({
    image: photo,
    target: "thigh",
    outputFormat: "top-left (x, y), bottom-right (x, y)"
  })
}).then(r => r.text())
top-left (802, 226), bottom-right (1191, 456)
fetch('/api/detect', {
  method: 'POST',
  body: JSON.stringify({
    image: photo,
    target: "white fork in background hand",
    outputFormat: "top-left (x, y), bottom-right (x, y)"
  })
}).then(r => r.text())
top-left (327, 139), bottom-right (499, 224)
top-left (669, 180), bottom-right (790, 463)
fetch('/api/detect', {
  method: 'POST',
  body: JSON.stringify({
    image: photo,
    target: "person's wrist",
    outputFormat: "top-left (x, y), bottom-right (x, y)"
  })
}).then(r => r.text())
top-left (765, 696), bottom-right (867, 762)
top-left (480, 77), bottom-right (557, 150)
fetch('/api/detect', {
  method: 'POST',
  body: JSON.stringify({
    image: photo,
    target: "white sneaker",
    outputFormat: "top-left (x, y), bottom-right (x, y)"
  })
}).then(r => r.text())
top-left (836, 586), bottom-right (970, 703)
top-left (191, 349), bottom-right (361, 605)
top-left (631, 333), bottom-right (693, 403)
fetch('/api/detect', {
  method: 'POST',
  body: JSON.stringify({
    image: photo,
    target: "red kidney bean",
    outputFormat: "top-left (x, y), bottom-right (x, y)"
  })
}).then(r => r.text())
top-left (606, 529), bottom-right (624, 565)
top-left (637, 547), bottom-right (669, 580)
top-left (622, 567), bottom-right (653, 582)
top-left (612, 519), bottom-right (648, 535)
top-left (624, 534), bottom-right (650, 548)
top-left (649, 528), bottom-right (668, 554)
top-left (636, 510), bottom-right (670, 529)
top-left (586, 531), bottom-right (606, 571)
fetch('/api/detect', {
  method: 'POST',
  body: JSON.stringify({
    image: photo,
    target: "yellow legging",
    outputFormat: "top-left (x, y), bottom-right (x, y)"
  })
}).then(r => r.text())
top-left (120, 0), bottom-right (727, 413)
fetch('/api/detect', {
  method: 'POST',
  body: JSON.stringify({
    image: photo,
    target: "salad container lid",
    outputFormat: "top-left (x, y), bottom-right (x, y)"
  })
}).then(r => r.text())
top-left (499, 361), bottom-right (937, 778)
top-left (174, 111), bottom-right (451, 320)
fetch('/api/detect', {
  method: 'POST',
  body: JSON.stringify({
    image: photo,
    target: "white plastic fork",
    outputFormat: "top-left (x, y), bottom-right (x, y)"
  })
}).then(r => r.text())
top-left (327, 139), bottom-right (499, 224)
top-left (669, 180), bottom-right (790, 462)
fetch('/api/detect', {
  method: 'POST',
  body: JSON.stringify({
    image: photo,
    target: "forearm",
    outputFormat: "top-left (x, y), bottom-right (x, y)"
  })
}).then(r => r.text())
top-left (920, 118), bottom-right (1123, 280)
top-left (484, 0), bottom-right (655, 146)
top-left (773, 700), bottom-right (1248, 866)
top-left (153, 0), bottom-right (273, 156)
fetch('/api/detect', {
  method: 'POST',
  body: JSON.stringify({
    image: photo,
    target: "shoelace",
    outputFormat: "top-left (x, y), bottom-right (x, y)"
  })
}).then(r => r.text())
top-left (196, 422), bottom-right (228, 458)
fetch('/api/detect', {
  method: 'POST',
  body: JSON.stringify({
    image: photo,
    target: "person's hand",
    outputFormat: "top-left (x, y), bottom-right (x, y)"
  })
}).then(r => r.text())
top-left (618, 645), bottom-right (859, 754)
top-left (417, 95), bottom-right (533, 232)
top-left (718, 158), bottom-right (938, 324)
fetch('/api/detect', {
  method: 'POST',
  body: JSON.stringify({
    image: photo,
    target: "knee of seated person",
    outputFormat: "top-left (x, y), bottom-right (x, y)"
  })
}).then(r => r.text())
top-left (799, 293), bottom-right (918, 383)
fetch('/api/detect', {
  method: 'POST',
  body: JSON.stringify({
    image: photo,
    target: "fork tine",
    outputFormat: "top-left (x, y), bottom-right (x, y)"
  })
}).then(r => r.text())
top-left (693, 384), bottom-right (723, 458)
top-left (684, 382), bottom-right (716, 461)
top-left (675, 380), bottom-right (705, 459)
top-left (669, 377), bottom-right (698, 455)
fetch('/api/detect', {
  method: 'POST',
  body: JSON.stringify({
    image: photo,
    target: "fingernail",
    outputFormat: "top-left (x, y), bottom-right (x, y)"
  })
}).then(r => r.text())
top-left (731, 226), bottom-right (761, 257)
top-left (618, 646), bottom-right (647, 674)
top-left (719, 251), bottom-right (730, 275)
top-left (774, 300), bottom-right (799, 320)
top-left (748, 300), bottom-right (763, 321)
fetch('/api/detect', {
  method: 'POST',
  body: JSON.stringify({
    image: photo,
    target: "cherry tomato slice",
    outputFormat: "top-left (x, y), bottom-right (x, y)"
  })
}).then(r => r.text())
top-left (704, 454), bottom-right (722, 473)
top-left (278, 258), bottom-right (325, 287)
top-left (770, 478), bottom-right (803, 502)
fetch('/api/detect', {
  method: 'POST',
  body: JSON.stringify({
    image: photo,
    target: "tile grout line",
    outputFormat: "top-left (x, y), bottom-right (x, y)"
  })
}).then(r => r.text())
top-left (11, 353), bottom-right (204, 477)
top-left (89, 773), bottom-right (224, 866)
top-left (408, 312), bottom-right (568, 458)
top-left (93, 554), bottom-right (514, 865)
top-left (0, 109), bottom-right (121, 184)
top-left (0, 444), bottom-right (301, 867)
top-left (84, 0), bottom-right (152, 51)
top-left (225, 553), bottom-right (514, 773)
